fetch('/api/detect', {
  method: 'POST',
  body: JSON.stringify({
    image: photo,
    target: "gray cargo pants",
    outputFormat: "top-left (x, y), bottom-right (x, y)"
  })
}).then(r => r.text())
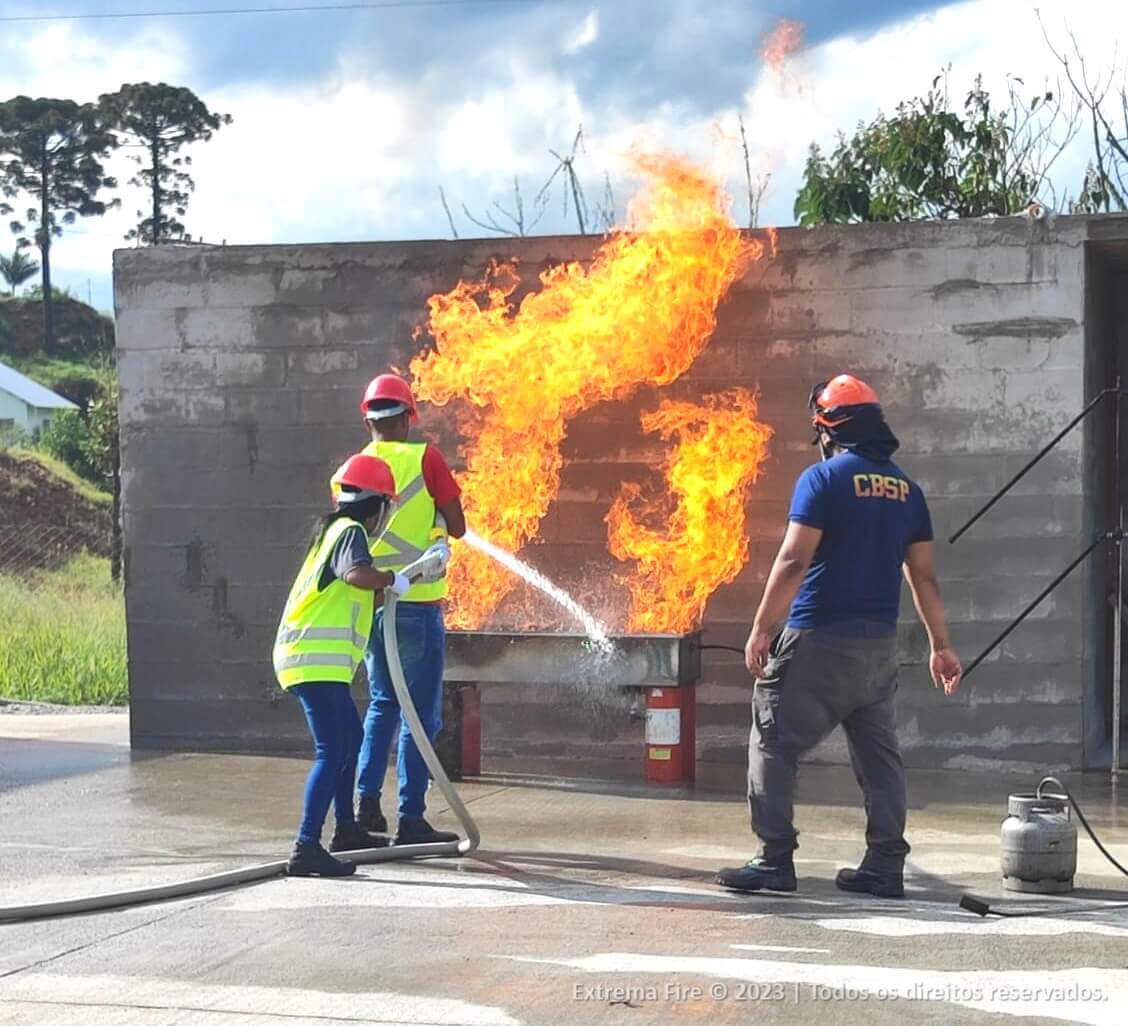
top-left (747, 622), bottom-right (910, 872)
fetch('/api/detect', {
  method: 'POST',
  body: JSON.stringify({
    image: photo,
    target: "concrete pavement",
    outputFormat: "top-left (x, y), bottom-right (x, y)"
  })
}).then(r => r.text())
top-left (2, 711), bottom-right (1128, 1025)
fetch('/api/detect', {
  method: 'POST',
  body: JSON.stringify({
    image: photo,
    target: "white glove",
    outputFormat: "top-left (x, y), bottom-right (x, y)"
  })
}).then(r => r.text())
top-left (418, 542), bottom-right (450, 584)
top-left (430, 541), bottom-right (451, 570)
top-left (389, 572), bottom-right (411, 597)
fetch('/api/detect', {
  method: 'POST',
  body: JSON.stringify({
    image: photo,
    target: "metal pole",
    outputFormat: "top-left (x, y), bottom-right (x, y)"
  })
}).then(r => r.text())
top-left (1113, 378), bottom-right (1123, 779)
top-left (961, 533), bottom-right (1108, 682)
top-left (949, 388), bottom-right (1115, 544)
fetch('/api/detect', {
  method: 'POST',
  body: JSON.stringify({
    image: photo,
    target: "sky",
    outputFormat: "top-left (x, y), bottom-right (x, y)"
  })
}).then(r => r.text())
top-left (0, 0), bottom-right (1121, 312)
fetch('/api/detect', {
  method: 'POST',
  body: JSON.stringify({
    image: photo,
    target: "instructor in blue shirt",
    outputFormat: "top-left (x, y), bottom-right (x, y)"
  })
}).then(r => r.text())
top-left (718, 374), bottom-right (962, 898)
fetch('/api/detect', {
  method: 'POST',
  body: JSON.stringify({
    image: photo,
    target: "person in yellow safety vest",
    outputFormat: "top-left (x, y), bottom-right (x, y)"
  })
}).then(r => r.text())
top-left (274, 453), bottom-right (412, 878)
top-left (348, 373), bottom-right (467, 846)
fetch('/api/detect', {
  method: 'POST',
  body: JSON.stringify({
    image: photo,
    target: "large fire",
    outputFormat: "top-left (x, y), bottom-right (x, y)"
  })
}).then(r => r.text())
top-left (606, 391), bottom-right (773, 633)
top-left (411, 155), bottom-right (765, 630)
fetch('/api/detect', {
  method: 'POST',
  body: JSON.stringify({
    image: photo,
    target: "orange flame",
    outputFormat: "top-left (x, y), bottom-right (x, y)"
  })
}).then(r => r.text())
top-left (606, 390), bottom-right (773, 633)
top-left (762, 17), bottom-right (804, 72)
top-left (411, 155), bottom-right (762, 629)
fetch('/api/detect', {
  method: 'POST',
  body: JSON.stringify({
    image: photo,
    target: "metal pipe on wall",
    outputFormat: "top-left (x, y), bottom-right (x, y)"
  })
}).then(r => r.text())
top-left (1113, 377), bottom-right (1123, 780)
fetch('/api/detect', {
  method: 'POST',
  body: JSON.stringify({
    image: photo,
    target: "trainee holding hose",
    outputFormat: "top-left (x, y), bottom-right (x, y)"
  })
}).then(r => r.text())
top-left (272, 453), bottom-right (413, 878)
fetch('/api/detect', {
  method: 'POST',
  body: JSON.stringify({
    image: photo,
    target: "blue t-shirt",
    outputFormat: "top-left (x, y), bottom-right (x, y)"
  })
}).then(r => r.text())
top-left (787, 452), bottom-right (933, 630)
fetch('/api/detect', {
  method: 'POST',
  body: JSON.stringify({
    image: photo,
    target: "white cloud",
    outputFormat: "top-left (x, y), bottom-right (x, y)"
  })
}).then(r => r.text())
top-left (563, 10), bottom-right (600, 56)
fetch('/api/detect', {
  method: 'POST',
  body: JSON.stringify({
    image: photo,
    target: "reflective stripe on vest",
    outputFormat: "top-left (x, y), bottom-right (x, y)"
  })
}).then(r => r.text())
top-left (362, 440), bottom-right (447, 602)
top-left (272, 518), bottom-right (374, 689)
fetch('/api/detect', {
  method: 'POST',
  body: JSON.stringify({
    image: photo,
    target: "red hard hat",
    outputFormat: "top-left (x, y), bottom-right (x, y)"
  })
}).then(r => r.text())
top-left (332, 453), bottom-right (397, 505)
top-left (809, 373), bottom-right (880, 428)
top-left (361, 374), bottom-right (418, 420)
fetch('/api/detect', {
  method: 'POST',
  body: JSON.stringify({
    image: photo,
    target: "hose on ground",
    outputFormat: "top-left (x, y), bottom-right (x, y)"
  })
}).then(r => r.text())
top-left (0, 587), bottom-right (479, 924)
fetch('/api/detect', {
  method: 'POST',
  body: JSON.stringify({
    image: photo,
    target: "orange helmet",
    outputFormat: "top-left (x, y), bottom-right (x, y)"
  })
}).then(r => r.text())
top-left (809, 374), bottom-right (881, 429)
top-left (332, 453), bottom-right (397, 507)
top-left (361, 374), bottom-right (418, 421)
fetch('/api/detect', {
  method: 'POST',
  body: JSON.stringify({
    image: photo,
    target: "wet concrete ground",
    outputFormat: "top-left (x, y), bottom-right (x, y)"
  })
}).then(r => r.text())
top-left (2, 712), bottom-right (1128, 1026)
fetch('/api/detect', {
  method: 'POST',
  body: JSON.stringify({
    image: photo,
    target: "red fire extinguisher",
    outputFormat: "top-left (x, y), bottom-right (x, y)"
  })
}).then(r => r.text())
top-left (645, 685), bottom-right (696, 784)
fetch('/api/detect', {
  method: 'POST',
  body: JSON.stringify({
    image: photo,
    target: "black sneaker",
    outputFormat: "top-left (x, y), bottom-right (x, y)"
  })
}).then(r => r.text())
top-left (394, 816), bottom-right (460, 845)
top-left (835, 865), bottom-right (904, 898)
top-left (286, 841), bottom-right (357, 878)
top-left (357, 795), bottom-right (387, 834)
top-left (329, 823), bottom-right (390, 853)
top-left (716, 857), bottom-right (797, 893)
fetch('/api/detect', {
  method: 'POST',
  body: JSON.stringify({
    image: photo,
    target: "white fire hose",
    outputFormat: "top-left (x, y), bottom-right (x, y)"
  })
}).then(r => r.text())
top-left (0, 549), bottom-right (479, 924)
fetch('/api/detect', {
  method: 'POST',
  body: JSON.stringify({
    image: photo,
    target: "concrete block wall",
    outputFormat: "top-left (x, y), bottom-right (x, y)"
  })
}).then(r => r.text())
top-left (116, 215), bottom-right (1107, 781)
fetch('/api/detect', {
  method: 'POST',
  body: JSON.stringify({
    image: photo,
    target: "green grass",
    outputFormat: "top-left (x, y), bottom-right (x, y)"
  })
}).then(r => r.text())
top-left (0, 553), bottom-right (127, 705)
top-left (5, 353), bottom-right (101, 391)
top-left (8, 448), bottom-right (113, 507)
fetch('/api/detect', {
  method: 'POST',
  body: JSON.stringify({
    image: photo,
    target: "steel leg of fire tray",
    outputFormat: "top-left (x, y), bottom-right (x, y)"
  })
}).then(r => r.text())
top-left (436, 682), bottom-right (481, 781)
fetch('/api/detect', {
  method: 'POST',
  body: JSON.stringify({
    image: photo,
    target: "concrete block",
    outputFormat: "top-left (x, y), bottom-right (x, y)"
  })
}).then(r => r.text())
top-left (962, 663), bottom-right (1082, 705)
top-left (202, 258), bottom-right (280, 308)
top-left (225, 389), bottom-right (302, 428)
top-left (250, 306), bottom-right (325, 349)
top-left (298, 387), bottom-right (361, 426)
top-left (114, 247), bottom-right (208, 310)
top-left (929, 494), bottom-right (1083, 541)
top-left (939, 536), bottom-right (1091, 581)
top-left (177, 307), bottom-right (257, 351)
top-left (762, 290), bottom-right (852, 336)
top-left (843, 245), bottom-right (952, 291)
top-left (898, 453), bottom-right (1004, 499)
top-left (945, 245), bottom-right (1048, 285)
top-left (253, 426), bottom-right (354, 470)
top-left (114, 308), bottom-right (180, 353)
top-left (1042, 328), bottom-right (1085, 371)
top-left (1004, 369), bottom-right (1085, 412)
top-left (967, 575), bottom-right (1072, 623)
top-left (974, 337), bottom-right (1053, 371)
top-left (119, 388), bottom-right (226, 428)
top-left (215, 352), bottom-right (288, 388)
top-left (289, 348), bottom-right (361, 378)
top-left (919, 368), bottom-right (1007, 413)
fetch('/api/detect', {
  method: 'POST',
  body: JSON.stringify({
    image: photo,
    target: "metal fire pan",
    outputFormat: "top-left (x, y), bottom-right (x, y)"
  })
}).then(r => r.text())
top-left (443, 631), bottom-right (702, 687)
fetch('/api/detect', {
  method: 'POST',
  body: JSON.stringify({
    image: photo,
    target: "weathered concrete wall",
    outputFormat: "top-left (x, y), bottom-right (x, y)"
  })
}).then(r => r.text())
top-left (115, 215), bottom-right (1121, 782)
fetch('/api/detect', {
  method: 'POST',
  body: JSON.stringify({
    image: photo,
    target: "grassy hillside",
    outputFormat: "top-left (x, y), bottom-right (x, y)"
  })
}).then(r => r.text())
top-left (0, 449), bottom-right (124, 705)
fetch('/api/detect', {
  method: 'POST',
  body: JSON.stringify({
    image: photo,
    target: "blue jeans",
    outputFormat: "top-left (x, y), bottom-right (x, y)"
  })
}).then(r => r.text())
top-left (356, 603), bottom-right (445, 819)
top-left (290, 683), bottom-right (362, 845)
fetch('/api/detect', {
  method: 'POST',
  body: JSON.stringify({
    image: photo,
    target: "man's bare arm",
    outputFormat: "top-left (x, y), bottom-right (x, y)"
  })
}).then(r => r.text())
top-left (745, 522), bottom-right (823, 675)
top-left (903, 541), bottom-right (962, 694)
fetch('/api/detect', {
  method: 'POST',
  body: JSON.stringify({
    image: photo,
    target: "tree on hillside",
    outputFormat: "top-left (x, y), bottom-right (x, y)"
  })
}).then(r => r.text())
top-left (0, 248), bottom-right (38, 296)
top-left (0, 97), bottom-right (118, 354)
top-left (100, 83), bottom-right (231, 245)
top-left (794, 72), bottom-right (1079, 225)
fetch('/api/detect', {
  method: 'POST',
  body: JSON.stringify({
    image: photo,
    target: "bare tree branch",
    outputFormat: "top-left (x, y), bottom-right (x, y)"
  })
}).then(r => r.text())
top-left (438, 185), bottom-right (459, 239)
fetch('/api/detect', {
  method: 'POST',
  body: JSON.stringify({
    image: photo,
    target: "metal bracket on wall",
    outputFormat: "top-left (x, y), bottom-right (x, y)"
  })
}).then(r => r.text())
top-left (949, 382), bottom-right (1126, 779)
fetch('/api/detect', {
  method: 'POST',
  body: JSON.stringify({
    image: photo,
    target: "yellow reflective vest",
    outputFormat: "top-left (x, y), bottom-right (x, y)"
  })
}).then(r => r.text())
top-left (273, 518), bottom-right (374, 689)
top-left (361, 440), bottom-right (447, 603)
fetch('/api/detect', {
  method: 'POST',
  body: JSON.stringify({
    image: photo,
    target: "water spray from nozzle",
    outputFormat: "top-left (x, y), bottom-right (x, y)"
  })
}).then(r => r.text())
top-left (461, 529), bottom-right (614, 655)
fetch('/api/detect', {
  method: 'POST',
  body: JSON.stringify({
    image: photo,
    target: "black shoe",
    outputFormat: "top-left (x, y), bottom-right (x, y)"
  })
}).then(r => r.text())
top-left (357, 795), bottom-right (387, 834)
top-left (286, 840), bottom-right (357, 878)
top-left (835, 865), bottom-right (904, 898)
top-left (329, 823), bottom-right (390, 853)
top-left (394, 816), bottom-right (460, 845)
top-left (716, 857), bottom-right (797, 893)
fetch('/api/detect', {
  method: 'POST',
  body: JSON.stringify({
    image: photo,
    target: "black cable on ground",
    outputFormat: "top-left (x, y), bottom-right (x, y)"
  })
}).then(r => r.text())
top-left (959, 778), bottom-right (1128, 918)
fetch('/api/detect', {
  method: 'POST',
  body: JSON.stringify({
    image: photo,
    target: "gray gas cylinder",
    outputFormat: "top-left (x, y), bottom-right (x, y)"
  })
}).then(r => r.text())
top-left (1001, 776), bottom-right (1077, 893)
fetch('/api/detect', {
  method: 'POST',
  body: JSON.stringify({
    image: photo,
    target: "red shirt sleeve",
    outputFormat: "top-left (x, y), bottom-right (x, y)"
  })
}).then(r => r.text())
top-left (421, 445), bottom-right (461, 507)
